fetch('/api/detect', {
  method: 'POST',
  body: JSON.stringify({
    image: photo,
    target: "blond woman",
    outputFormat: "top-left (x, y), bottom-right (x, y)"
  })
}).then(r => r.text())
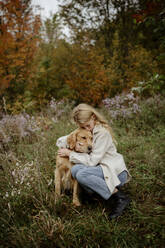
top-left (57, 103), bottom-right (131, 219)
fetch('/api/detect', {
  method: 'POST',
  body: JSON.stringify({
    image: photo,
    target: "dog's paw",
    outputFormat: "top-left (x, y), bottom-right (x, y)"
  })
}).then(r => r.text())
top-left (73, 200), bottom-right (81, 207)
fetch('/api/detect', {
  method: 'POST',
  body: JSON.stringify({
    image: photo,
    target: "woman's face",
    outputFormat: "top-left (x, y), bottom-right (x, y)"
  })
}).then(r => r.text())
top-left (80, 117), bottom-right (95, 132)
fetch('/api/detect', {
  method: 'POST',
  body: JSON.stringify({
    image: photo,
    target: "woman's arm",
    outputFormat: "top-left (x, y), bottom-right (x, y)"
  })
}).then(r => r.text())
top-left (56, 135), bottom-right (68, 148)
top-left (69, 129), bottom-right (112, 166)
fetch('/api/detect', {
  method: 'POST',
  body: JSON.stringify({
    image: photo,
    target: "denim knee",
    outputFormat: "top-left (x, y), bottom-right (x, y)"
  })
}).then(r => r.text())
top-left (76, 170), bottom-right (87, 184)
top-left (71, 164), bottom-right (85, 179)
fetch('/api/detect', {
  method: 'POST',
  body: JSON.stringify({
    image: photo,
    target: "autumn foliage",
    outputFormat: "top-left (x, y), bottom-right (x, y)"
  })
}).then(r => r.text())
top-left (0, 0), bottom-right (41, 94)
top-left (0, 0), bottom-right (164, 112)
top-left (66, 44), bottom-right (109, 105)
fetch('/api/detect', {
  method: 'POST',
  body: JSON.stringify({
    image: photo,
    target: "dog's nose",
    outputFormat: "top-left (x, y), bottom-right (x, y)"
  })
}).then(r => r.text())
top-left (88, 146), bottom-right (92, 151)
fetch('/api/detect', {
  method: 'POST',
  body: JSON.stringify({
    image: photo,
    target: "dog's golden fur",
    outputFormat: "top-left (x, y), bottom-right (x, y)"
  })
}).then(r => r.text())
top-left (55, 128), bottom-right (92, 206)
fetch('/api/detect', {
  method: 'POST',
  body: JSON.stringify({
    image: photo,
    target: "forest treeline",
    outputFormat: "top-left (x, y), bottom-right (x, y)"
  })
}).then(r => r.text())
top-left (0, 0), bottom-right (165, 112)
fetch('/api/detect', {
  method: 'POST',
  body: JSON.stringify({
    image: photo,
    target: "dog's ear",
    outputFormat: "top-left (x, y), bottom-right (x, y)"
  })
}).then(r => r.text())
top-left (67, 129), bottom-right (78, 150)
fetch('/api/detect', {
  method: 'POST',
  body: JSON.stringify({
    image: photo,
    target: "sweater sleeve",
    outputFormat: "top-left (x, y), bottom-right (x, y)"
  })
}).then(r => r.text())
top-left (56, 135), bottom-right (68, 148)
top-left (69, 129), bottom-right (112, 166)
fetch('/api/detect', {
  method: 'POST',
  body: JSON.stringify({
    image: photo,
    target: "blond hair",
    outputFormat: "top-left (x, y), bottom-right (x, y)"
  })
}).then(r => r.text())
top-left (72, 103), bottom-right (117, 144)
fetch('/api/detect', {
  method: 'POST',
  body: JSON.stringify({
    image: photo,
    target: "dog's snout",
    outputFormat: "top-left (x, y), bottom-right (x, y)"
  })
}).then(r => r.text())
top-left (88, 146), bottom-right (92, 151)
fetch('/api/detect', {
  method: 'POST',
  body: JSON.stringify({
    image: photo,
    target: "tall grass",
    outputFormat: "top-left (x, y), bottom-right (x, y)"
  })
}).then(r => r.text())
top-left (0, 95), bottom-right (164, 248)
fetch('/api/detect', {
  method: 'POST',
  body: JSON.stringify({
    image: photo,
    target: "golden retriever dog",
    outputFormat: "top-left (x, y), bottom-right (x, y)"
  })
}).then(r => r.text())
top-left (55, 128), bottom-right (92, 206)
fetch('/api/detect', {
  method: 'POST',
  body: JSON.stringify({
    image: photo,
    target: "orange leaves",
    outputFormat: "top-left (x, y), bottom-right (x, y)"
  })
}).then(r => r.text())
top-left (66, 45), bottom-right (109, 106)
top-left (0, 0), bottom-right (41, 94)
top-left (0, 74), bottom-right (15, 90)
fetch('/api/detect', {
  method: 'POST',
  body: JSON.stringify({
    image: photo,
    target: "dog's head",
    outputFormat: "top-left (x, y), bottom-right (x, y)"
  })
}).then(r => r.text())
top-left (67, 128), bottom-right (92, 153)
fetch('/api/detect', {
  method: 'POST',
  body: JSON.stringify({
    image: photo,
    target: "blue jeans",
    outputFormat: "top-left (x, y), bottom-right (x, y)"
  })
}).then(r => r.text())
top-left (71, 164), bottom-right (128, 200)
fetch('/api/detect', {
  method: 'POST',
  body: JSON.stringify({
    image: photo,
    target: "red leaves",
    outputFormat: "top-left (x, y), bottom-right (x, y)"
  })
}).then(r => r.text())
top-left (133, 1), bottom-right (162, 23)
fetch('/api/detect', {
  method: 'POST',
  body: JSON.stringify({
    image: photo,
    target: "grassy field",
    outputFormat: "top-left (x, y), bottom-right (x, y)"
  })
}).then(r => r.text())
top-left (0, 96), bottom-right (165, 248)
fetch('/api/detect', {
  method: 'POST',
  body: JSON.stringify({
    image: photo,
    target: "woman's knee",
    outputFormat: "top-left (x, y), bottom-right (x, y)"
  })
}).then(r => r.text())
top-left (76, 170), bottom-right (88, 184)
top-left (71, 164), bottom-right (85, 178)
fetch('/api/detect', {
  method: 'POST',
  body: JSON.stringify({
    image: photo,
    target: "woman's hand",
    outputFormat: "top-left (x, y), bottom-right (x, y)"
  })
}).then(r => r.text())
top-left (58, 148), bottom-right (71, 157)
